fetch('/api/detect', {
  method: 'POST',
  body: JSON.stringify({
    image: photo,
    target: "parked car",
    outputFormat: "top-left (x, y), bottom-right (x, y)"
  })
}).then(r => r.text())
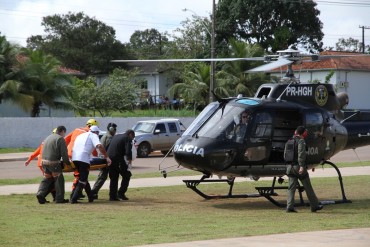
top-left (132, 119), bottom-right (186, 157)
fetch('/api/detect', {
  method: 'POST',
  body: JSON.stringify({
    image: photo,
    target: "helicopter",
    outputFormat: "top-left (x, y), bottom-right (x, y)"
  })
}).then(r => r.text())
top-left (114, 49), bottom-right (370, 207)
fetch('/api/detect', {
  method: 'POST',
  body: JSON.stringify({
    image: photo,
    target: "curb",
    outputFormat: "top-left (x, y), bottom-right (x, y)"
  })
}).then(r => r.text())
top-left (0, 157), bottom-right (27, 162)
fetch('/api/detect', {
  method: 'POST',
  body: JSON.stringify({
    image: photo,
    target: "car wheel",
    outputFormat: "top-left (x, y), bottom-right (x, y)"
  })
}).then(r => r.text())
top-left (138, 142), bottom-right (151, 158)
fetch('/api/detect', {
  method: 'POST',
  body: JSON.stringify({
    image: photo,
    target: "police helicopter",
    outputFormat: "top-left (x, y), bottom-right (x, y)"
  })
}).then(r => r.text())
top-left (113, 49), bottom-right (370, 207)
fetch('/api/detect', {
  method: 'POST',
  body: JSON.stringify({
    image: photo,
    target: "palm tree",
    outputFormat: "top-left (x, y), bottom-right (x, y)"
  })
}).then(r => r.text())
top-left (0, 35), bottom-right (23, 103)
top-left (216, 39), bottom-right (269, 97)
top-left (3, 48), bottom-right (74, 117)
top-left (168, 62), bottom-right (210, 111)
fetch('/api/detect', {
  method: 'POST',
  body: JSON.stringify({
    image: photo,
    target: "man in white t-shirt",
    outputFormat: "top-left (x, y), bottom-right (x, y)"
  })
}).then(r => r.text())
top-left (70, 126), bottom-right (111, 203)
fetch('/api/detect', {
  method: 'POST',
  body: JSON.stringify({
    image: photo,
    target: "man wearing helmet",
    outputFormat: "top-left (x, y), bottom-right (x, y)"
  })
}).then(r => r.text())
top-left (91, 122), bottom-right (117, 199)
top-left (65, 119), bottom-right (99, 200)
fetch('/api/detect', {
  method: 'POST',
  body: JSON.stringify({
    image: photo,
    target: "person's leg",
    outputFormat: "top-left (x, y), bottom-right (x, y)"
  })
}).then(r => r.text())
top-left (70, 161), bottom-right (89, 203)
top-left (91, 167), bottom-right (109, 196)
top-left (287, 176), bottom-right (298, 211)
top-left (300, 175), bottom-right (321, 211)
top-left (37, 167), bottom-right (54, 204)
top-left (51, 163), bottom-right (66, 203)
top-left (118, 169), bottom-right (132, 200)
top-left (109, 163), bottom-right (119, 200)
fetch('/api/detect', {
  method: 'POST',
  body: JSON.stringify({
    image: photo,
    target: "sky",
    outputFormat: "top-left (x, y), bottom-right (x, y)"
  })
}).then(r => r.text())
top-left (1, 0), bottom-right (370, 51)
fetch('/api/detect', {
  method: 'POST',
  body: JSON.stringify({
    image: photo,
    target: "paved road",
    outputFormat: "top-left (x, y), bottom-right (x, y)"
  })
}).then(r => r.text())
top-left (1, 146), bottom-right (369, 179)
top-left (0, 151), bottom-right (175, 179)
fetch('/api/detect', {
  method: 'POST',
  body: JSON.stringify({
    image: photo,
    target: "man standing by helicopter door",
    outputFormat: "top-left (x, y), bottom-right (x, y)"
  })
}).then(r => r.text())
top-left (284, 126), bottom-right (323, 213)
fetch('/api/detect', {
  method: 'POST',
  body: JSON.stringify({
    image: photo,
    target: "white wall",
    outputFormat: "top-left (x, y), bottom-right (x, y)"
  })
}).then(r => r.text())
top-left (0, 117), bottom-right (195, 148)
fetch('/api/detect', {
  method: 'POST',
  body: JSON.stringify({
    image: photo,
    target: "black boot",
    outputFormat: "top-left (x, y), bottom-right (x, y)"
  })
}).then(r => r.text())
top-left (70, 183), bottom-right (84, 204)
top-left (37, 178), bottom-right (53, 204)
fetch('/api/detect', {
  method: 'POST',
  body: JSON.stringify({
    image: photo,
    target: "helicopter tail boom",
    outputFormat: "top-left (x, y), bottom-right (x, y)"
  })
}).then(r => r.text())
top-left (342, 110), bottom-right (370, 149)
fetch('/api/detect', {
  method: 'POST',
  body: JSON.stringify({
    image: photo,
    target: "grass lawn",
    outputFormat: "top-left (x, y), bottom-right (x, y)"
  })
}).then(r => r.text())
top-left (0, 176), bottom-right (369, 247)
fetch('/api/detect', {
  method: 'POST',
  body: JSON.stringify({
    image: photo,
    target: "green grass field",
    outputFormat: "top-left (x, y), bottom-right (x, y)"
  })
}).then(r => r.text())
top-left (1, 176), bottom-right (369, 247)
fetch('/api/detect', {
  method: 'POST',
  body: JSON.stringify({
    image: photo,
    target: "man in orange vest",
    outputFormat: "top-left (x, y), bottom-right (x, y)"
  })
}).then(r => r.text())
top-left (25, 128), bottom-right (60, 202)
top-left (65, 119), bottom-right (99, 200)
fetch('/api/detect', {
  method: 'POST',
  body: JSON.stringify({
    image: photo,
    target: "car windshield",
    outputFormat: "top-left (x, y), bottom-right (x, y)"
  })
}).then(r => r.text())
top-left (133, 122), bottom-right (155, 133)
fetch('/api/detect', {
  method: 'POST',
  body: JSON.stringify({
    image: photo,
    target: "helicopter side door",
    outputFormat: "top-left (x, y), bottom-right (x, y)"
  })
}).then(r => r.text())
top-left (269, 109), bottom-right (302, 163)
top-left (304, 110), bottom-right (326, 164)
top-left (245, 111), bottom-right (273, 163)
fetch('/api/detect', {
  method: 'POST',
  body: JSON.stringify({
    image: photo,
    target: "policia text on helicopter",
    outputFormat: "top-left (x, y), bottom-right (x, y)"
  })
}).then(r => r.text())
top-left (284, 126), bottom-right (323, 213)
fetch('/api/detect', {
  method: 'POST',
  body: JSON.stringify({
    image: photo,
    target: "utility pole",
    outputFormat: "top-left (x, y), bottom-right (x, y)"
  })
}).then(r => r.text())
top-left (210, 0), bottom-right (216, 103)
top-left (359, 25), bottom-right (370, 53)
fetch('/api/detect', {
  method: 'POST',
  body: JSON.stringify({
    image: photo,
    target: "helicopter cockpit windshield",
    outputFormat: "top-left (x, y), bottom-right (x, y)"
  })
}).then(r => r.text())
top-left (195, 105), bottom-right (251, 143)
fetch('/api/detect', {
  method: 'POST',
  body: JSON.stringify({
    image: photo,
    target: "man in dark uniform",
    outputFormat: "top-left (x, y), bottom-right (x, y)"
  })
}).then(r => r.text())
top-left (36, 126), bottom-right (70, 204)
top-left (108, 129), bottom-right (135, 201)
top-left (284, 126), bottom-right (324, 213)
top-left (91, 122), bottom-right (117, 199)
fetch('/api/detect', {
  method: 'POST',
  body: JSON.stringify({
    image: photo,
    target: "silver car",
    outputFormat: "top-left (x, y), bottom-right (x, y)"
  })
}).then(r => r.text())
top-left (133, 119), bottom-right (185, 157)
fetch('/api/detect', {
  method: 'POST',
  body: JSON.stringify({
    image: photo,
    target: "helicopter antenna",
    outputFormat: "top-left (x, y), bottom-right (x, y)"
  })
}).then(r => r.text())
top-left (340, 111), bottom-right (359, 124)
top-left (276, 81), bottom-right (294, 102)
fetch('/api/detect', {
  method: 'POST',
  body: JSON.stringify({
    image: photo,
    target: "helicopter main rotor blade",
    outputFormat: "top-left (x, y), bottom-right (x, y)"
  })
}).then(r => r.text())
top-left (111, 57), bottom-right (265, 63)
top-left (246, 58), bottom-right (293, 73)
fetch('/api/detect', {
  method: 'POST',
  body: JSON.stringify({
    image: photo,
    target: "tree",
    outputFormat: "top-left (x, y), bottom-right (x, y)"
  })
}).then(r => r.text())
top-left (168, 63), bottom-right (210, 111)
top-left (2, 48), bottom-right (74, 117)
top-left (170, 16), bottom-right (212, 59)
top-left (27, 12), bottom-right (130, 76)
top-left (127, 29), bottom-right (169, 59)
top-left (69, 68), bottom-right (141, 117)
top-left (216, 39), bottom-right (269, 97)
top-left (335, 37), bottom-right (370, 53)
top-left (0, 34), bottom-right (19, 86)
top-left (216, 0), bottom-right (324, 52)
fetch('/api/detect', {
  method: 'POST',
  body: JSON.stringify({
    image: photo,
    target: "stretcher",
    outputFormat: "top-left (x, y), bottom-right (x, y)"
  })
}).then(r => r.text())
top-left (62, 157), bottom-right (108, 172)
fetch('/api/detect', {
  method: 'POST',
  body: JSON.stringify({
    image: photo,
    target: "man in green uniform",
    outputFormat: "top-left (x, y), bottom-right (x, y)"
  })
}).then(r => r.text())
top-left (36, 126), bottom-right (71, 204)
top-left (284, 126), bottom-right (323, 213)
top-left (91, 122), bottom-right (117, 199)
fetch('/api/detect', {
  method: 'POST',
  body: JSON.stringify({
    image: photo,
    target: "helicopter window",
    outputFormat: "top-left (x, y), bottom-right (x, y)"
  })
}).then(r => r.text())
top-left (182, 102), bottom-right (219, 136)
top-left (252, 112), bottom-right (273, 139)
top-left (305, 112), bottom-right (324, 137)
top-left (197, 105), bottom-right (249, 141)
top-left (255, 87), bottom-right (272, 98)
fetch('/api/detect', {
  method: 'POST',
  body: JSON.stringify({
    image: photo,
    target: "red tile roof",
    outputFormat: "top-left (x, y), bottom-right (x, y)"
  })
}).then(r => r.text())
top-left (16, 54), bottom-right (84, 75)
top-left (271, 51), bottom-right (370, 72)
top-left (59, 67), bottom-right (84, 75)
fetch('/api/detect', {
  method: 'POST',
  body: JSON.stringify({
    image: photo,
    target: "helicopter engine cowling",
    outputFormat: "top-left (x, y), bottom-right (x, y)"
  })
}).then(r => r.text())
top-left (337, 92), bottom-right (349, 109)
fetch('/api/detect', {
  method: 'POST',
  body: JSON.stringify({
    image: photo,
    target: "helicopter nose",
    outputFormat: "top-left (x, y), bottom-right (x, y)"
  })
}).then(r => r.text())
top-left (174, 142), bottom-right (236, 173)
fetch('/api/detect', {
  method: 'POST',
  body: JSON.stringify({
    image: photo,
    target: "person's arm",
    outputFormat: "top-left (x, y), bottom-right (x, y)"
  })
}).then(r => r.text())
top-left (25, 144), bottom-right (42, 166)
top-left (297, 139), bottom-right (306, 174)
top-left (125, 139), bottom-right (133, 165)
top-left (96, 144), bottom-right (111, 166)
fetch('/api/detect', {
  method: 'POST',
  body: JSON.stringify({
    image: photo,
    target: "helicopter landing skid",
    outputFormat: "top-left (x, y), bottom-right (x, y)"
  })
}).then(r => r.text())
top-left (183, 175), bottom-right (261, 199)
top-left (320, 160), bottom-right (352, 205)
